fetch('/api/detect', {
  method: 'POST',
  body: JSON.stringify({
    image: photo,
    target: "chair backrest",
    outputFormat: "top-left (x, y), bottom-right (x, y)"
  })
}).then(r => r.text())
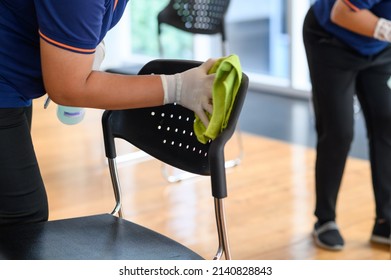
top-left (102, 59), bottom-right (248, 199)
top-left (157, 0), bottom-right (231, 40)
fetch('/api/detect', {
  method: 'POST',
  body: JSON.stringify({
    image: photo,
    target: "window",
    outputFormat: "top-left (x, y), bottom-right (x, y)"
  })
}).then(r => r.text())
top-left (103, 0), bottom-right (313, 97)
top-left (130, 0), bottom-right (193, 59)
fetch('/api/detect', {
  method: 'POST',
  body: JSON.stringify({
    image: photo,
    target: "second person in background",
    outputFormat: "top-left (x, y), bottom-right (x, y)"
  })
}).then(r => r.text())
top-left (303, 0), bottom-right (391, 250)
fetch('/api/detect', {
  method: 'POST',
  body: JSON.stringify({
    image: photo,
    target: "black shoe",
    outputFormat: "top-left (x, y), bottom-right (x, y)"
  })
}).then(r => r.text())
top-left (312, 221), bottom-right (344, 251)
top-left (370, 221), bottom-right (390, 245)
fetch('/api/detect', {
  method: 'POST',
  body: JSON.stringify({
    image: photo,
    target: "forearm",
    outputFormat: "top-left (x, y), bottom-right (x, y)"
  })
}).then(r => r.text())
top-left (41, 38), bottom-right (214, 126)
top-left (52, 71), bottom-right (164, 110)
top-left (331, 0), bottom-right (378, 37)
top-left (41, 38), bottom-right (164, 110)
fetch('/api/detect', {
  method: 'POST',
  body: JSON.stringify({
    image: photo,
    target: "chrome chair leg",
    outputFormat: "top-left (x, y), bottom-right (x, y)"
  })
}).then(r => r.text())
top-left (213, 198), bottom-right (231, 260)
top-left (108, 158), bottom-right (123, 218)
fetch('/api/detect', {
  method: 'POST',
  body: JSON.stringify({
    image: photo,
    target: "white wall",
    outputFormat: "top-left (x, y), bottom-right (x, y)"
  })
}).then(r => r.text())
top-left (100, 5), bottom-right (133, 70)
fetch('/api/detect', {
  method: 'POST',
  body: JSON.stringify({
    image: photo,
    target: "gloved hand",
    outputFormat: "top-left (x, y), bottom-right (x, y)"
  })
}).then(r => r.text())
top-left (374, 18), bottom-right (391, 42)
top-left (161, 59), bottom-right (216, 127)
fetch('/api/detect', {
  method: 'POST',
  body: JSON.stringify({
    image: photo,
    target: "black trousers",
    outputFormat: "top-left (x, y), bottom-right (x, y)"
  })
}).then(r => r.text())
top-left (0, 105), bottom-right (48, 226)
top-left (303, 7), bottom-right (391, 224)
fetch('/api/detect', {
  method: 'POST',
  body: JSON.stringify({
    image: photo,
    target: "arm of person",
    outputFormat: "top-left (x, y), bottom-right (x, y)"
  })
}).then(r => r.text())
top-left (330, 0), bottom-right (379, 37)
top-left (40, 38), bottom-right (164, 110)
top-left (40, 38), bottom-right (215, 126)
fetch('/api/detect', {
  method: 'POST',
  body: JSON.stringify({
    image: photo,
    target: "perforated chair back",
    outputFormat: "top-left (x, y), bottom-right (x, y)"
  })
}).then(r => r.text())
top-left (103, 59), bottom-right (247, 199)
top-left (158, 0), bottom-right (230, 37)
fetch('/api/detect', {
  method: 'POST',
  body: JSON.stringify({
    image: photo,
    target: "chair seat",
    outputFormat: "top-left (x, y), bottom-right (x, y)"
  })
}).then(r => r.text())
top-left (0, 214), bottom-right (203, 260)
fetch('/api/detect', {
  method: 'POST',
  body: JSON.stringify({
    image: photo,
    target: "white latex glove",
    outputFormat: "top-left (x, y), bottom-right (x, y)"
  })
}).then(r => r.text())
top-left (374, 18), bottom-right (391, 42)
top-left (160, 59), bottom-right (216, 127)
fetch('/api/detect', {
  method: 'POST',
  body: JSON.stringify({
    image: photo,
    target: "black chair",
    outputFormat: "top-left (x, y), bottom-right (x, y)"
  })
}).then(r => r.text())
top-left (0, 59), bottom-right (248, 260)
top-left (157, 0), bottom-right (231, 56)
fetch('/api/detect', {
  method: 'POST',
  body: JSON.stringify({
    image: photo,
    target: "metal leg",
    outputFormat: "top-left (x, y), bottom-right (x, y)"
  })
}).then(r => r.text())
top-left (108, 158), bottom-right (123, 218)
top-left (213, 198), bottom-right (231, 260)
top-left (161, 164), bottom-right (199, 183)
top-left (158, 32), bottom-right (164, 58)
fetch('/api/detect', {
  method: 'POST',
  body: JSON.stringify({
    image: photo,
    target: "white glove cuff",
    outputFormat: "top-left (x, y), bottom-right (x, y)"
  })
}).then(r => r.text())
top-left (174, 73), bottom-right (182, 104)
top-left (161, 74), bottom-right (182, 105)
top-left (374, 18), bottom-right (391, 42)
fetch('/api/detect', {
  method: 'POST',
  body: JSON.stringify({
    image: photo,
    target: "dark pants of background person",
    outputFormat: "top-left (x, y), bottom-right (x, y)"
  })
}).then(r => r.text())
top-left (303, 7), bottom-right (391, 225)
top-left (0, 105), bottom-right (48, 226)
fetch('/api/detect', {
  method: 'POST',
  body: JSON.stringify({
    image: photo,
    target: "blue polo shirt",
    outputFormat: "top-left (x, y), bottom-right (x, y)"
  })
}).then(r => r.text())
top-left (313, 0), bottom-right (391, 56)
top-left (0, 0), bottom-right (128, 108)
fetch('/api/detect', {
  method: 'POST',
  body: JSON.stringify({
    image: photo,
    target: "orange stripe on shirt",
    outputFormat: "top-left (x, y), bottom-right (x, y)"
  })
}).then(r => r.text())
top-left (114, 0), bottom-right (118, 11)
top-left (342, 0), bottom-right (361, 12)
top-left (39, 30), bottom-right (95, 53)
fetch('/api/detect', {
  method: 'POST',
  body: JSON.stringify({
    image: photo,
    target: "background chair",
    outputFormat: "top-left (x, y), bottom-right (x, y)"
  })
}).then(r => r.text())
top-left (0, 59), bottom-right (248, 260)
top-left (157, 0), bottom-right (231, 57)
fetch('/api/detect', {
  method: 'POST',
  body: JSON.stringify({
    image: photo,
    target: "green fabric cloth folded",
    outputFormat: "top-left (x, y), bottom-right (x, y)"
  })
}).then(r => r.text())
top-left (194, 54), bottom-right (242, 144)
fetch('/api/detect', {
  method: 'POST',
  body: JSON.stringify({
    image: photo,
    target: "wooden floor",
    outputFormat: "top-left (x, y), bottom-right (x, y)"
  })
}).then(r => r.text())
top-left (31, 97), bottom-right (390, 260)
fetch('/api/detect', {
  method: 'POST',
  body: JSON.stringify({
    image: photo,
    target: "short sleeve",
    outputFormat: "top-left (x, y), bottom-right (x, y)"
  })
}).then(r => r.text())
top-left (34, 0), bottom-right (108, 54)
top-left (344, 0), bottom-right (382, 10)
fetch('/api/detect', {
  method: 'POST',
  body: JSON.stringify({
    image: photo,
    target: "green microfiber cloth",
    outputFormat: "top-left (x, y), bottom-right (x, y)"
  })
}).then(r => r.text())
top-left (194, 54), bottom-right (242, 144)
